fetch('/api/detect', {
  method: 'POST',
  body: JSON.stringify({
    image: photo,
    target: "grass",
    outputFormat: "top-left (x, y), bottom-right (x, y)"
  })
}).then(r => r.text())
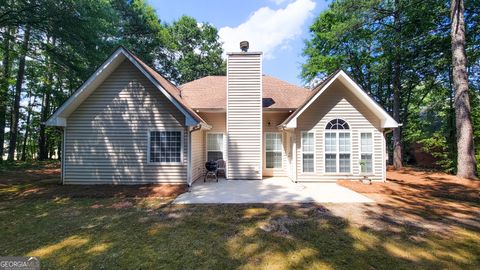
top-left (0, 160), bottom-right (58, 173)
top-left (0, 162), bottom-right (479, 269)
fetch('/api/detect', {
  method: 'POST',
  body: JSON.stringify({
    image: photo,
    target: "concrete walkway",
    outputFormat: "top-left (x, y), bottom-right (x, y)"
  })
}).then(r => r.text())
top-left (173, 177), bottom-right (373, 204)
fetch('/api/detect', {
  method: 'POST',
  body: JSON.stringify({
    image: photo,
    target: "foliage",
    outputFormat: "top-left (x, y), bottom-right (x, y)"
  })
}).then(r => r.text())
top-left (0, 0), bottom-right (225, 161)
top-left (0, 159), bottom-right (58, 172)
top-left (303, 0), bottom-right (479, 173)
top-left (419, 133), bottom-right (455, 173)
top-left (161, 16), bottom-right (225, 84)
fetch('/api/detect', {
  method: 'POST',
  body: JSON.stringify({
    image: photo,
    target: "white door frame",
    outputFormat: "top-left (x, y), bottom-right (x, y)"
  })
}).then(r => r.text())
top-left (263, 132), bottom-right (284, 177)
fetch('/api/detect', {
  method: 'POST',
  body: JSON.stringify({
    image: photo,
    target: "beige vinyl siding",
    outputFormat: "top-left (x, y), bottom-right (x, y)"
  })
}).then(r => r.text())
top-left (226, 53), bottom-right (262, 179)
top-left (199, 112), bottom-right (226, 162)
top-left (262, 112), bottom-right (290, 176)
top-left (191, 112), bottom-right (227, 181)
top-left (64, 59), bottom-right (187, 184)
top-left (199, 113), bottom-right (226, 133)
top-left (197, 112), bottom-right (292, 178)
top-left (295, 80), bottom-right (384, 182)
top-left (191, 130), bottom-right (204, 181)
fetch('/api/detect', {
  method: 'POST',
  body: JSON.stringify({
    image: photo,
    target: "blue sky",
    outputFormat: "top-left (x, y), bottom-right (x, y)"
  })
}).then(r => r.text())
top-left (148, 0), bottom-right (329, 85)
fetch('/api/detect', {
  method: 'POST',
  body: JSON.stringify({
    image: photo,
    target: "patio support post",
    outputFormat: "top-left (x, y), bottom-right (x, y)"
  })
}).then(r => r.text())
top-left (187, 127), bottom-right (192, 187)
top-left (187, 125), bottom-right (202, 187)
top-left (292, 130), bottom-right (297, 183)
top-left (61, 127), bottom-right (65, 184)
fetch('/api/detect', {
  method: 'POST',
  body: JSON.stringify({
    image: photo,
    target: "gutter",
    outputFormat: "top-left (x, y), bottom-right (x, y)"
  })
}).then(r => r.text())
top-left (383, 123), bottom-right (402, 135)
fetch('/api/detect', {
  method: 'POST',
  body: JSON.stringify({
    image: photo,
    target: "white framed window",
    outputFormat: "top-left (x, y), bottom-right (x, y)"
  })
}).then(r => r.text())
top-left (325, 132), bottom-right (337, 173)
top-left (324, 119), bottom-right (351, 173)
top-left (360, 132), bottom-right (373, 173)
top-left (265, 132), bottom-right (282, 169)
top-left (301, 132), bottom-right (315, 173)
top-left (148, 130), bottom-right (183, 164)
top-left (206, 133), bottom-right (224, 161)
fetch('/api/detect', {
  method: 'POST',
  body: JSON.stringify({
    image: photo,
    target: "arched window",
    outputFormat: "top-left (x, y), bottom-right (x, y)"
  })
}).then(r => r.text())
top-left (326, 118), bottom-right (350, 130)
top-left (324, 119), bottom-right (351, 173)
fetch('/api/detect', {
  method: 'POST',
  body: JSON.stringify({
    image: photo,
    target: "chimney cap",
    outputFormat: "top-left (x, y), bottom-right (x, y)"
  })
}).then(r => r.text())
top-left (240, 41), bottom-right (249, 52)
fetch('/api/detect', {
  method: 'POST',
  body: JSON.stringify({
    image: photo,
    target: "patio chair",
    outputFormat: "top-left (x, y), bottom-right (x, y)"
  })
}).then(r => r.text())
top-left (216, 159), bottom-right (226, 178)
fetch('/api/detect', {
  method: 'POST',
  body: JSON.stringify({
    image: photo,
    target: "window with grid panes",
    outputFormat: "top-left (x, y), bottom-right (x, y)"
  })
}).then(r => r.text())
top-left (302, 132), bottom-right (315, 172)
top-left (149, 131), bottom-right (182, 163)
top-left (266, 133), bottom-right (282, 169)
top-left (360, 132), bottom-right (373, 173)
top-left (324, 119), bottom-right (350, 173)
top-left (207, 133), bottom-right (224, 161)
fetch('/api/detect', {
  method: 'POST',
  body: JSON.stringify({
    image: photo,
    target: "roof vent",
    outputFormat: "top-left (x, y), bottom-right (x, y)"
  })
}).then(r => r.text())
top-left (240, 41), bottom-right (249, 52)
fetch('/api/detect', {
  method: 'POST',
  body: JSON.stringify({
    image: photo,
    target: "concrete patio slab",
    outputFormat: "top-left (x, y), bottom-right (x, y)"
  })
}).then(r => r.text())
top-left (173, 177), bottom-right (374, 204)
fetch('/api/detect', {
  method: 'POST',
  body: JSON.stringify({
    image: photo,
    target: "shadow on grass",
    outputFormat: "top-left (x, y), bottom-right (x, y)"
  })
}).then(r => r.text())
top-left (1, 199), bottom-right (478, 269)
top-left (1, 164), bottom-right (479, 269)
top-left (338, 169), bottom-right (480, 237)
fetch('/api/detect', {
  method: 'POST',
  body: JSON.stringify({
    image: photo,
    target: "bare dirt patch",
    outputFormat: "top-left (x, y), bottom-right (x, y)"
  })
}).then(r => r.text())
top-left (335, 167), bottom-right (480, 234)
top-left (339, 167), bottom-right (479, 202)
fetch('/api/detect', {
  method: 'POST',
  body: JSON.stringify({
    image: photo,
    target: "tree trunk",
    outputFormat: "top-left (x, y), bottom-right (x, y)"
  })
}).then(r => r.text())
top-left (0, 26), bottom-right (13, 161)
top-left (7, 26), bottom-right (30, 161)
top-left (451, 0), bottom-right (477, 178)
top-left (57, 134), bottom-right (61, 161)
top-left (448, 71), bottom-right (457, 170)
top-left (38, 91), bottom-right (50, 160)
top-left (38, 37), bottom-right (54, 160)
top-left (392, 0), bottom-right (403, 169)
top-left (20, 89), bottom-right (33, 161)
top-left (392, 56), bottom-right (402, 169)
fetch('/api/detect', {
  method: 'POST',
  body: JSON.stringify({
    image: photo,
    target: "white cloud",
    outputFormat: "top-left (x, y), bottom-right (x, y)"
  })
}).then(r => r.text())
top-left (269, 0), bottom-right (290, 5)
top-left (219, 0), bottom-right (316, 59)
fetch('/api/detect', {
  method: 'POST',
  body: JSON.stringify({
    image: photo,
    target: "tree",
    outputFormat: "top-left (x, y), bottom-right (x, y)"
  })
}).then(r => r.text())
top-left (302, 0), bottom-right (453, 170)
top-left (0, 0), bottom-right (225, 161)
top-left (391, 0), bottom-right (403, 169)
top-left (0, 26), bottom-right (13, 161)
top-left (112, 0), bottom-right (168, 66)
top-left (7, 26), bottom-right (30, 161)
top-left (450, 0), bottom-right (477, 178)
top-left (38, 37), bottom-right (55, 160)
top-left (161, 16), bottom-right (225, 85)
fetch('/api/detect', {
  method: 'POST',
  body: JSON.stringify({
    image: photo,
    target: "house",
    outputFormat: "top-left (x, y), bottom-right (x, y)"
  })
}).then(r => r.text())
top-left (46, 43), bottom-right (398, 185)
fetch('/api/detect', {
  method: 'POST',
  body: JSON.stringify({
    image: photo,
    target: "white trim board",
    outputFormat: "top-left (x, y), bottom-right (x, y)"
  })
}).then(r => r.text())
top-left (263, 132), bottom-right (284, 173)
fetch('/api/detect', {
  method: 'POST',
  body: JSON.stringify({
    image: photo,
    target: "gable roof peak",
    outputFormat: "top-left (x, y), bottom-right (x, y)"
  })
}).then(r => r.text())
top-left (46, 47), bottom-right (207, 127)
top-left (280, 69), bottom-right (398, 129)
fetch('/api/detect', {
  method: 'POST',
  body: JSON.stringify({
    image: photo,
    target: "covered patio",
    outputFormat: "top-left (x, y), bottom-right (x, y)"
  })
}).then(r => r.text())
top-left (173, 177), bottom-right (373, 204)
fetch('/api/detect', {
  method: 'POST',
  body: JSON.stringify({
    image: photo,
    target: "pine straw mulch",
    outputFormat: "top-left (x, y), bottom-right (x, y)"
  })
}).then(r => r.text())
top-left (0, 162), bottom-right (186, 199)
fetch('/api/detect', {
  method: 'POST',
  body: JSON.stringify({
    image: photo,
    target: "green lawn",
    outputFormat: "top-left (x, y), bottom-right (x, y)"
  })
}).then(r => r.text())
top-left (0, 163), bottom-right (479, 269)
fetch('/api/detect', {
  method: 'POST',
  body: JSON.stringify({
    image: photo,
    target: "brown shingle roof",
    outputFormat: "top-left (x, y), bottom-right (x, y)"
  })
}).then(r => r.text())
top-left (179, 75), bottom-right (311, 110)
